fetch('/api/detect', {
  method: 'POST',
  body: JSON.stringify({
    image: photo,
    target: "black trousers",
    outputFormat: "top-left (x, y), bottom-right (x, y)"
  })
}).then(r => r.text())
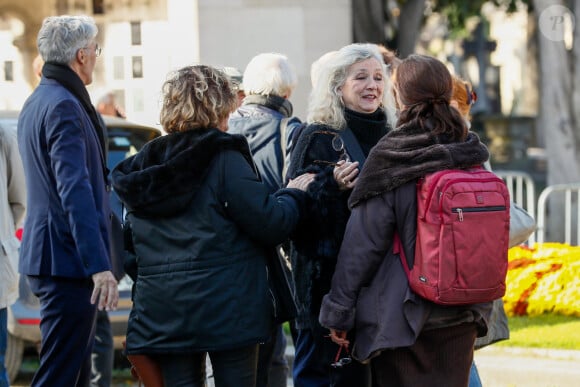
top-left (156, 344), bottom-right (259, 387)
top-left (256, 324), bottom-right (288, 387)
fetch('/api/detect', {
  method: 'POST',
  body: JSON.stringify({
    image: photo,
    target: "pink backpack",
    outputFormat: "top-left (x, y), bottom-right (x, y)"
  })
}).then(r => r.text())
top-left (394, 168), bottom-right (510, 305)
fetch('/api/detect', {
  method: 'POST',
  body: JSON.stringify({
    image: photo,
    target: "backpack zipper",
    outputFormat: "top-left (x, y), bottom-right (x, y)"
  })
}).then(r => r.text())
top-left (452, 206), bottom-right (507, 221)
top-left (437, 176), bottom-right (505, 219)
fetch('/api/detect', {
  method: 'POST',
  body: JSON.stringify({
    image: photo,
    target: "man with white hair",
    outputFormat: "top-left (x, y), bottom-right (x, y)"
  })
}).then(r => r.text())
top-left (228, 52), bottom-right (302, 387)
top-left (17, 15), bottom-right (118, 386)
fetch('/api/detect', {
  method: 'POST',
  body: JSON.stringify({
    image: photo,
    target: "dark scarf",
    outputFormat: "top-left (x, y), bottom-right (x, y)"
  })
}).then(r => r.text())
top-left (42, 62), bottom-right (108, 179)
top-left (348, 121), bottom-right (490, 208)
top-left (344, 108), bottom-right (388, 156)
top-left (243, 94), bottom-right (293, 117)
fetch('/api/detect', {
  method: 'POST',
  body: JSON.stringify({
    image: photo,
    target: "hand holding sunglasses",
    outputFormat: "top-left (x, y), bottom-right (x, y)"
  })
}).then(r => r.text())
top-left (333, 159), bottom-right (359, 191)
top-left (327, 329), bottom-right (352, 369)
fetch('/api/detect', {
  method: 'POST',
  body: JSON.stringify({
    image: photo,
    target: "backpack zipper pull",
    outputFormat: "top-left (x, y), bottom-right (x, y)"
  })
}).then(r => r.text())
top-left (457, 208), bottom-right (464, 221)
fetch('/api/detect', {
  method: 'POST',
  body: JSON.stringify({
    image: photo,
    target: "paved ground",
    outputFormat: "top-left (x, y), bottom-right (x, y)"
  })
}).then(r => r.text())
top-left (474, 346), bottom-right (580, 387)
top-left (201, 346), bottom-right (580, 387)
top-left (12, 346), bottom-right (580, 386)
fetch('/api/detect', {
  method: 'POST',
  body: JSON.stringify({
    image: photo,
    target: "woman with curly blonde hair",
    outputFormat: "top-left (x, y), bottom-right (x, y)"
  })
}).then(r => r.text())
top-left (112, 65), bottom-right (313, 387)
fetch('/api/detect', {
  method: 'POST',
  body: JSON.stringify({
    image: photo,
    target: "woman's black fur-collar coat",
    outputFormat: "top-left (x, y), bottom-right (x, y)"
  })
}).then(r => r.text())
top-left (286, 123), bottom-right (357, 331)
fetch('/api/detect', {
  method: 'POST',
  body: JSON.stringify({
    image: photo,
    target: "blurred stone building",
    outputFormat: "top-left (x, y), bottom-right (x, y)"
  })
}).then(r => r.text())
top-left (0, 0), bottom-right (351, 126)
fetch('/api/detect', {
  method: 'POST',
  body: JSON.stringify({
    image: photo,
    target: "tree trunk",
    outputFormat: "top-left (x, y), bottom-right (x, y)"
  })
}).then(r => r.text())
top-left (535, 0), bottom-right (580, 184)
top-left (396, 0), bottom-right (426, 57)
top-left (534, 0), bottom-right (580, 241)
top-left (352, 0), bottom-right (386, 44)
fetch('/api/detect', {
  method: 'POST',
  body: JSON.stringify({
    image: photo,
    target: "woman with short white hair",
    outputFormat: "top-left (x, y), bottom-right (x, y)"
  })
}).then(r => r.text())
top-left (242, 52), bottom-right (297, 98)
top-left (228, 51), bottom-right (301, 387)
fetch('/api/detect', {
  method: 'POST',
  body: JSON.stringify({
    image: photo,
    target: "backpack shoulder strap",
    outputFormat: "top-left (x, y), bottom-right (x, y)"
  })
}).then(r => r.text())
top-left (280, 117), bottom-right (290, 181)
top-left (280, 117), bottom-right (303, 182)
top-left (393, 232), bottom-right (412, 276)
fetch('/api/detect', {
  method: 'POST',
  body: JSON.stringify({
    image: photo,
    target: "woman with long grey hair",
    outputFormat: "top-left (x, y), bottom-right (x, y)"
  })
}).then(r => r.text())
top-left (287, 42), bottom-right (394, 387)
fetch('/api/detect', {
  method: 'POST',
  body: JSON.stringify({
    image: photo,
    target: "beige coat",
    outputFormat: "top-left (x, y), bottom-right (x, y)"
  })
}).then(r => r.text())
top-left (0, 126), bottom-right (26, 309)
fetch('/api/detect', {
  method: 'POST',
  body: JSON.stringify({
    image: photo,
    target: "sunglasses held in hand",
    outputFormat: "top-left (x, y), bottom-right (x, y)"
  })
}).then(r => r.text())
top-left (331, 344), bottom-right (352, 369)
top-left (313, 130), bottom-right (350, 167)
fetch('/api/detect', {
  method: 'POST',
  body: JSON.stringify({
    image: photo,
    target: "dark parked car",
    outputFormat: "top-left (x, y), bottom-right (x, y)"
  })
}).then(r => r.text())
top-left (1, 110), bottom-right (162, 382)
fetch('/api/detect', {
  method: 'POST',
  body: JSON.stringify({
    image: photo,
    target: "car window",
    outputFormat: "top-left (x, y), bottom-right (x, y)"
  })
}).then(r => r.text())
top-left (107, 124), bottom-right (161, 223)
top-left (107, 125), bottom-right (160, 171)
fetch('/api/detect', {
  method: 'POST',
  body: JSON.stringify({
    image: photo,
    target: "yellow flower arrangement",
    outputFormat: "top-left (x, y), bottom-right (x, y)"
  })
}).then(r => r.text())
top-left (503, 243), bottom-right (580, 317)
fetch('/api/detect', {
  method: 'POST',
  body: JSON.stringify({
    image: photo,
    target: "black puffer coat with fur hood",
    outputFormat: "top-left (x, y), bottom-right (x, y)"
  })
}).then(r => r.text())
top-left (112, 128), bottom-right (308, 354)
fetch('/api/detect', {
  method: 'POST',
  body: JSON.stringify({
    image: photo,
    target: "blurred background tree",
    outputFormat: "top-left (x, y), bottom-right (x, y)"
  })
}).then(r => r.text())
top-left (353, 0), bottom-right (526, 58)
top-left (354, 0), bottom-right (578, 241)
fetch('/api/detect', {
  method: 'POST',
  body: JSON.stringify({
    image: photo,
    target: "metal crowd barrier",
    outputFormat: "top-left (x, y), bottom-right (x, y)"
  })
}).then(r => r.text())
top-left (494, 170), bottom-right (537, 245)
top-left (536, 183), bottom-right (580, 245)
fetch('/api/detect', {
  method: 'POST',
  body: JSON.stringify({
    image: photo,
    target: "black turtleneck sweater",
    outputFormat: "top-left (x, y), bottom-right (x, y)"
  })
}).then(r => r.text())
top-left (344, 108), bottom-right (389, 156)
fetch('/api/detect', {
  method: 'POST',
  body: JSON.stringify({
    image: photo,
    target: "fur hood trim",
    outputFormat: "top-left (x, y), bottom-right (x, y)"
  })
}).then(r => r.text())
top-left (112, 128), bottom-right (252, 217)
top-left (348, 123), bottom-right (489, 208)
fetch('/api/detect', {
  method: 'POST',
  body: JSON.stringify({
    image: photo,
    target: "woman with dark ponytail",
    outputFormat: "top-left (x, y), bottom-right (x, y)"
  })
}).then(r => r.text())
top-left (319, 54), bottom-right (493, 387)
top-left (393, 54), bottom-right (468, 141)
